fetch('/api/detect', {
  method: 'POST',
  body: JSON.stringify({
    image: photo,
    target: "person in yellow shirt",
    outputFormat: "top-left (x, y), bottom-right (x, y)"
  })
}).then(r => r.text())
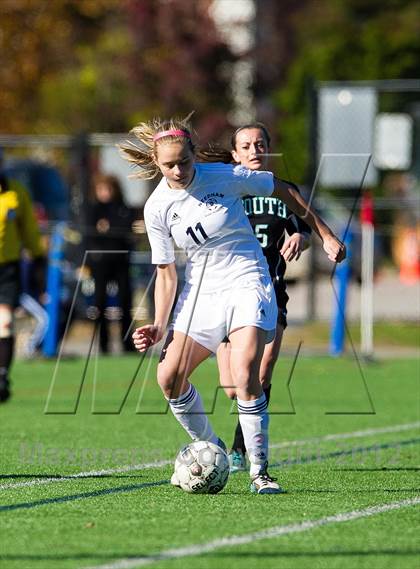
top-left (0, 170), bottom-right (46, 402)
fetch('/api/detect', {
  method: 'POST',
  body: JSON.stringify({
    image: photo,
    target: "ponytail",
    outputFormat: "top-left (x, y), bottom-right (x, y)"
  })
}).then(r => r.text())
top-left (196, 143), bottom-right (233, 164)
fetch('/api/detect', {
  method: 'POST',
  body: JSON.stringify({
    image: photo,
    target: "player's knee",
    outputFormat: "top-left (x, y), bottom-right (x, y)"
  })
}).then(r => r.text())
top-left (0, 306), bottom-right (13, 338)
top-left (157, 367), bottom-right (183, 398)
top-left (232, 362), bottom-right (264, 398)
top-left (156, 369), bottom-right (172, 394)
top-left (231, 363), bottom-right (253, 387)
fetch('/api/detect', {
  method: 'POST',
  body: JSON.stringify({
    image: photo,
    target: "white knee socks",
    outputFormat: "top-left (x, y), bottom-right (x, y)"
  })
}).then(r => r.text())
top-left (237, 392), bottom-right (269, 476)
top-left (167, 384), bottom-right (218, 444)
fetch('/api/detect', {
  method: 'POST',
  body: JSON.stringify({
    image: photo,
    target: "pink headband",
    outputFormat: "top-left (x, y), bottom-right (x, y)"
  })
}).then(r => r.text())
top-left (153, 129), bottom-right (191, 142)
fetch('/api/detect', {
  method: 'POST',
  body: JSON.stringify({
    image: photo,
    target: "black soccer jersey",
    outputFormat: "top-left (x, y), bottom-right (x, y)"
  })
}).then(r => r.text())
top-left (241, 179), bottom-right (311, 281)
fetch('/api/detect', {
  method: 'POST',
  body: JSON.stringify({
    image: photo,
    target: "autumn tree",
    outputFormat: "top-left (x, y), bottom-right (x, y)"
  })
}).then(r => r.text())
top-left (0, 0), bottom-right (125, 133)
top-left (0, 0), bottom-right (236, 138)
top-left (124, 0), bottom-right (236, 139)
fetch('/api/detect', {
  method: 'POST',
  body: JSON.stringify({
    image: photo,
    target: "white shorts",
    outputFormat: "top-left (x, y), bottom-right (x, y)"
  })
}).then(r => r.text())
top-left (171, 277), bottom-right (278, 353)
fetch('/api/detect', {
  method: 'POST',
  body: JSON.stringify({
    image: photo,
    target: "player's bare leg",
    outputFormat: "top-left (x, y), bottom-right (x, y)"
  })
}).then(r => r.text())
top-left (217, 341), bottom-right (236, 400)
top-left (158, 329), bottom-right (222, 445)
top-left (157, 330), bottom-right (210, 397)
top-left (217, 324), bottom-right (285, 473)
top-left (259, 323), bottom-right (284, 390)
top-left (158, 330), bottom-right (225, 487)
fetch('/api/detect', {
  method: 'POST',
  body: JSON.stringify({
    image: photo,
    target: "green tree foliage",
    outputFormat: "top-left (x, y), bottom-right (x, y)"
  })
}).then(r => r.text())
top-left (272, 0), bottom-right (420, 182)
top-left (0, 0), bottom-right (236, 137)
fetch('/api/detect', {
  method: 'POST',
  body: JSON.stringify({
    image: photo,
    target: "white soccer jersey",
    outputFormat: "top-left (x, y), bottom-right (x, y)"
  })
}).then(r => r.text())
top-left (144, 162), bottom-right (274, 292)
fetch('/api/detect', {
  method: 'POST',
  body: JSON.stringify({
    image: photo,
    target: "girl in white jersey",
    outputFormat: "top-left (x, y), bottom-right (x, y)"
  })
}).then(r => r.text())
top-left (120, 116), bottom-right (345, 494)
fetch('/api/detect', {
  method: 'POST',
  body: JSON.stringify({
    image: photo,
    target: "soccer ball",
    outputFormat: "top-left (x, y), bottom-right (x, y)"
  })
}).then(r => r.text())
top-left (174, 440), bottom-right (230, 494)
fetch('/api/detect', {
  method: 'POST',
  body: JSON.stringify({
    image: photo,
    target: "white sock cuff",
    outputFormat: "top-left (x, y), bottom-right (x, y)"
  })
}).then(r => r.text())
top-left (237, 393), bottom-right (267, 414)
top-left (168, 384), bottom-right (197, 408)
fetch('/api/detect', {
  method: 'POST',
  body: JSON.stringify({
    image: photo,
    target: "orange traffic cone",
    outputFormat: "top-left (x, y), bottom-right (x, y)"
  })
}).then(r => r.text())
top-left (399, 228), bottom-right (420, 285)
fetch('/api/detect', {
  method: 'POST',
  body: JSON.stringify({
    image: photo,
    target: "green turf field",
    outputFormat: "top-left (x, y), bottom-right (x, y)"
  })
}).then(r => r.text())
top-left (1, 353), bottom-right (419, 569)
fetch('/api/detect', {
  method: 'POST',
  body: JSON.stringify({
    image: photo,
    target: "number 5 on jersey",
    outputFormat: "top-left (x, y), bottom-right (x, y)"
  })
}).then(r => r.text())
top-left (254, 223), bottom-right (268, 248)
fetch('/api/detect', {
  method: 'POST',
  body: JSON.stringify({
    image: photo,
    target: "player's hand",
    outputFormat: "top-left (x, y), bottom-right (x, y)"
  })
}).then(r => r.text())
top-left (132, 325), bottom-right (163, 352)
top-left (323, 234), bottom-right (346, 263)
top-left (280, 234), bottom-right (308, 262)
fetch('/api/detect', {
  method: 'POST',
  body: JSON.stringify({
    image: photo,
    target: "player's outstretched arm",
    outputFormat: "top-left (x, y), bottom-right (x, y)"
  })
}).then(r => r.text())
top-left (132, 263), bottom-right (177, 352)
top-left (274, 178), bottom-right (346, 263)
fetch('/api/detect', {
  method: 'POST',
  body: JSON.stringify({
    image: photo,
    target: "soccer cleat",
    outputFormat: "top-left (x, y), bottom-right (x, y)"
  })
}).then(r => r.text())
top-left (250, 466), bottom-right (286, 494)
top-left (229, 450), bottom-right (247, 473)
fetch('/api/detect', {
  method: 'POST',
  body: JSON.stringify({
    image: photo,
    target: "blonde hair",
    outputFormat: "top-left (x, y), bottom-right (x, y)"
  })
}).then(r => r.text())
top-left (119, 114), bottom-right (195, 180)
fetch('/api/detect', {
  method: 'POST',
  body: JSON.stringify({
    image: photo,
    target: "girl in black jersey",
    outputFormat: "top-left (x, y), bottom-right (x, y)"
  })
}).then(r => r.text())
top-left (215, 124), bottom-right (311, 471)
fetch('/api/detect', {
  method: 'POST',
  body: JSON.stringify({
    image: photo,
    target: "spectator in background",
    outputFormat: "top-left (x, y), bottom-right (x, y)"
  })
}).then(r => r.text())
top-left (0, 169), bottom-right (46, 402)
top-left (19, 203), bottom-right (49, 357)
top-left (85, 174), bottom-right (136, 353)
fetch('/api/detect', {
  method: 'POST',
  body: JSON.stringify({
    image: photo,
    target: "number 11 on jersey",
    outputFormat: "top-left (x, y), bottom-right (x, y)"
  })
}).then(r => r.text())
top-left (186, 222), bottom-right (209, 245)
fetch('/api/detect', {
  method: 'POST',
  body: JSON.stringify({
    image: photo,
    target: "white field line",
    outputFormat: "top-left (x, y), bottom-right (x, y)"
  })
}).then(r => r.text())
top-left (1, 421), bottom-right (419, 491)
top-left (86, 497), bottom-right (420, 569)
top-left (269, 421), bottom-right (420, 449)
top-left (0, 460), bottom-right (172, 491)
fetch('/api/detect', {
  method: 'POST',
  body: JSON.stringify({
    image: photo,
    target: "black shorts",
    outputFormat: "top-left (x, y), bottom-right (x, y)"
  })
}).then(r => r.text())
top-left (0, 262), bottom-right (20, 307)
top-left (273, 278), bottom-right (288, 329)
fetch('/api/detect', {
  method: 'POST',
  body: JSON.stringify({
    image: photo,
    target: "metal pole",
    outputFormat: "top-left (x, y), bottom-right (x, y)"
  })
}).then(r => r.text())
top-left (42, 223), bottom-right (66, 357)
top-left (330, 228), bottom-right (353, 356)
top-left (360, 191), bottom-right (375, 358)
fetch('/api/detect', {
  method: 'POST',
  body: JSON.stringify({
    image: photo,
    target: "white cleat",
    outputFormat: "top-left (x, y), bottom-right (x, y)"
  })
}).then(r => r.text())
top-left (250, 472), bottom-right (286, 494)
